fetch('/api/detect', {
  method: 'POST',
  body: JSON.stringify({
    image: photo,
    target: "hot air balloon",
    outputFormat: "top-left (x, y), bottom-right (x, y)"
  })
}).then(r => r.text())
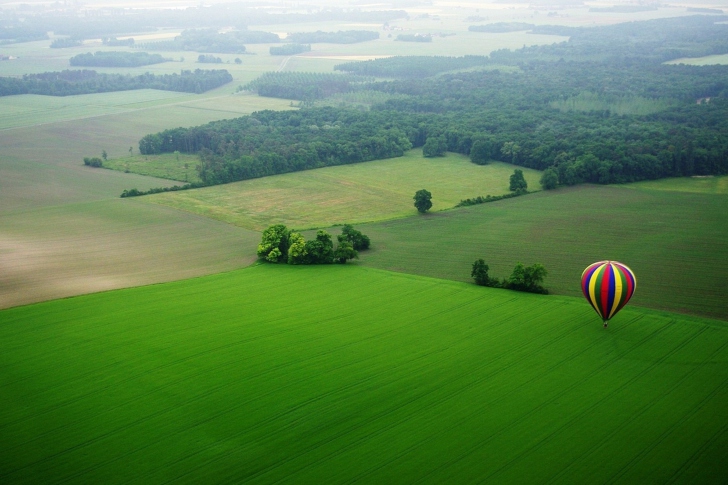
top-left (581, 261), bottom-right (636, 328)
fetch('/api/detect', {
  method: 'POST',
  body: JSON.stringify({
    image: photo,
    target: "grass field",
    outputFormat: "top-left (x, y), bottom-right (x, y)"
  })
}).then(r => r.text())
top-left (103, 152), bottom-right (203, 183)
top-left (144, 149), bottom-right (542, 230)
top-left (625, 175), bottom-right (728, 195)
top-left (1, 264), bottom-right (727, 483)
top-left (352, 183), bottom-right (728, 320)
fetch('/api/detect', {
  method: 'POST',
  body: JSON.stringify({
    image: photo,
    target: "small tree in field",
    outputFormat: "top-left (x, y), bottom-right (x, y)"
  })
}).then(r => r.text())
top-left (509, 169), bottom-right (528, 193)
top-left (414, 189), bottom-right (433, 213)
top-left (471, 259), bottom-right (491, 286)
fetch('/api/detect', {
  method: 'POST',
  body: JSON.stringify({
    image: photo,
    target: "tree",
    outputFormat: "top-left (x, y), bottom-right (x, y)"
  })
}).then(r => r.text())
top-left (334, 241), bottom-right (358, 263)
top-left (257, 224), bottom-right (291, 263)
top-left (501, 141), bottom-right (521, 164)
top-left (414, 189), bottom-right (433, 213)
top-left (305, 230), bottom-right (334, 264)
top-left (469, 138), bottom-right (495, 165)
top-left (509, 169), bottom-right (528, 192)
top-left (234, 58), bottom-right (242, 64)
top-left (338, 224), bottom-right (370, 250)
top-left (471, 259), bottom-right (491, 286)
top-left (287, 232), bottom-right (307, 264)
top-left (422, 135), bottom-right (446, 157)
top-left (101, 150), bottom-right (107, 161)
top-left (540, 167), bottom-right (558, 190)
top-left (506, 262), bottom-right (548, 293)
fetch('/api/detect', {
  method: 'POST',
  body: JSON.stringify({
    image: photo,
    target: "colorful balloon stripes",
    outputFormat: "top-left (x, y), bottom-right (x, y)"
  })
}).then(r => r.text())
top-left (581, 261), bottom-right (637, 327)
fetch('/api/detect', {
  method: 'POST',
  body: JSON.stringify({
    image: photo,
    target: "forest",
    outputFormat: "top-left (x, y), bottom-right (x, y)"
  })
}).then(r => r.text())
top-left (0, 69), bottom-right (232, 96)
top-left (243, 72), bottom-right (370, 101)
top-left (134, 15), bottom-right (728, 189)
top-left (69, 51), bottom-right (171, 67)
top-left (139, 28), bottom-right (280, 53)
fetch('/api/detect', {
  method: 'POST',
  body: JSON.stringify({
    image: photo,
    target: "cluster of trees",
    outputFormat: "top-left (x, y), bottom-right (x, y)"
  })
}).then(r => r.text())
top-left (83, 157), bottom-right (103, 167)
top-left (257, 224), bottom-right (369, 265)
top-left (50, 38), bottom-right (82, 48)
top-left (0, 69), bottom-right (232, 96)
top-left (286, 30), bottom-right (378, 44)
top-left (269, 44), bottom-right (311, 56)
top-left (395, 34), bottom-right (432, 42)
top-left (0, 26), bottom-right (48, 44)
top-left (69, 52), bottom-right (170, 67)
top-left (243, 72), bottom-right (369, 101)
top-left (197, 54), bottom-right (222, 63)
top-left (468, 23), bottom-right (534, 33)
top-left (140, 29), bottom-right (279, 53)
top-left (334, 55), bottom-right (490, 79)
top-left (471, 260), bottom-right (548, 294)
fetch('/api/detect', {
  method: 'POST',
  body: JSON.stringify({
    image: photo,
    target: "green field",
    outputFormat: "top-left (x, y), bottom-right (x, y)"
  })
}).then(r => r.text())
top-left (625, 175), bottom-right (728, 194)
top-left (1, 264), bottom-right (726, 483)
top-left (352, 183), bottom-right (728, 320)
top-left (103, 152), bottom-right (203, 183)
top-left (144, 149), bottom-right (542, 230)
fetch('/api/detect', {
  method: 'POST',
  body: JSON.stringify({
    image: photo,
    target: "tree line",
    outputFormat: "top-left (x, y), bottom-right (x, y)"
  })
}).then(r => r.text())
top-left (0, 69), bottom-right (232, 96)
top-left (69, 51), bottom-right (170, 67)
top-left (472, 260), bottom-right (549, 294)
top-left (139, 28), bottom-right (279, 54)
top-left (242, 72), bottom-right (370, 101)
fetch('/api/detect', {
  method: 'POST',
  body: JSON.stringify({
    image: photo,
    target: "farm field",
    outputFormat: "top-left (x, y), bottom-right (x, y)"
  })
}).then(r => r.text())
top-left (353, 183), bottom-right (728, 320)
top-left (143, 149), bottom-right (542, 230)
top-left (0, 199), bottom-right (259, 309)
top-left (1, 264), bottom-right (727, 483)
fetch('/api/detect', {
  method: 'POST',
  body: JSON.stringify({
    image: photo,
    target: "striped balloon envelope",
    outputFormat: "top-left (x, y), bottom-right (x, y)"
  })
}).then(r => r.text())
top-left (581, 261), bottom-right (637, 327)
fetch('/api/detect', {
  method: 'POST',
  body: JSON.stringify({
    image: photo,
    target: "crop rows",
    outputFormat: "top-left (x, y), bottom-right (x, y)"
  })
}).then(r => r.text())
top-left (1, 265), bottom-right (726, 482)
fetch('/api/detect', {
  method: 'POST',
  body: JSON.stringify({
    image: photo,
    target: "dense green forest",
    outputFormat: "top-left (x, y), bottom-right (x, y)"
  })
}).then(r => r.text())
top-left (243, 72), bottom-right (370, 101)
top-left (139, 28), bottom-right (280, 53)
top-left (0, 69), bottom-right (232, 96)
top-left (135, 16), bottom-right (728, 189)
top-left (69, 51), bottom-right (171, 67)
top-left (286, 30), bottom-right (379, 44)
